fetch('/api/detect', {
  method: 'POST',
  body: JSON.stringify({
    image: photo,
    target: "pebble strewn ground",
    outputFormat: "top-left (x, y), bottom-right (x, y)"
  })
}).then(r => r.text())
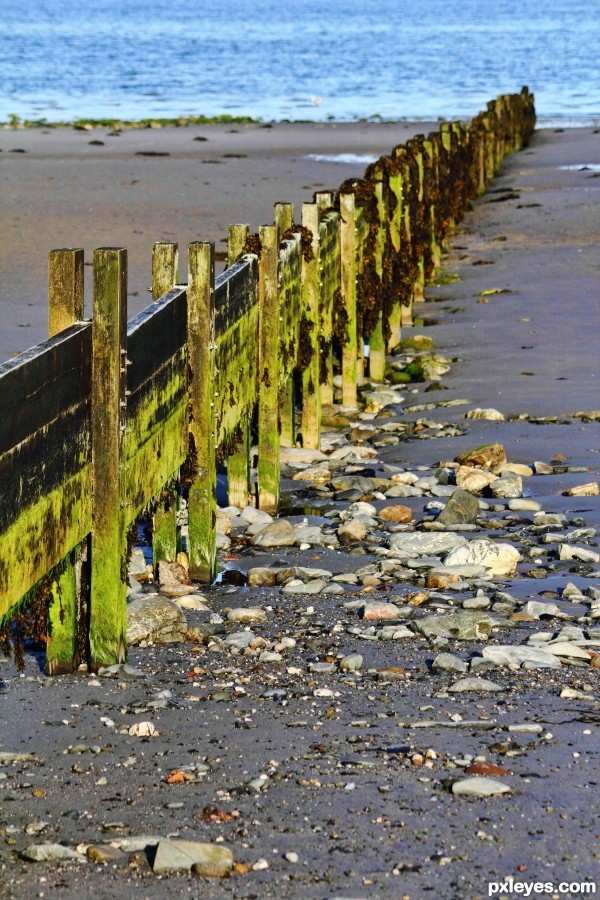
top-left (1, 127), bottom-right (599, 899)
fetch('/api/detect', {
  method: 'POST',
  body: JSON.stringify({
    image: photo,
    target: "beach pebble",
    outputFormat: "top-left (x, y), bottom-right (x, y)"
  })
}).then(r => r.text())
top-left (451, 777), bottom-right (513, 797)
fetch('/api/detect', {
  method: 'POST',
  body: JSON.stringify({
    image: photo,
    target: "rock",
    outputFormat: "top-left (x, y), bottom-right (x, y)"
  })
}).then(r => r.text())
top-left (340, 501), bottom-right (378, 520)
top-left (563, 482), bottom-right (599, 497)
top-left (533, 461), bottom-right (554, 475)
top-left (523, 600), bottom-right (566, 619)
top-left (508, 499), bottom-right (542, 511)
top-left (413, 611), bottom-right (496, 641)
top-left (128, 548), bottom-right (151, 582)
top-left (282, 579), bottom-right (327, 595)
top-left (456, 444), bottom-right (507, 470)
top-left (175, 594), bottom-right (210, 611)
top-left (20, 843), bottom-right (86, 862)
top-left (292, 464), bottom-right (332, 483)
top-left (388, 532), bottom-right (467, 557)
top-left (437, 489), bottom-right (480, 526)
top-left (280, 447), bottom-right (327, 465)
top-left (127, 595), bottom-right (187, 645)
top-left (444, 540), bottom-right (521, 576)
top-left (495, 463), bottom-right (533, 477)
top-left (227, 607), bottom-right (268, 624)
top-left (247, 567), bottom-right (278, 587)
top-left (338, 520), bottom-right (368, 543)
top-left (251, 520), bottom-right (296, 547)
top-left (544, 642), bottom-right (592, 660)
top-left (240, 506), bottom-right (273, 526)
top-left (330, 475), bottom-right (377, 495)
top-left (447, 677), bottom-right (502, 693)
top-left (456, 466), bottom-right (497, 493)
top-left (558, 545), bottom-right (600, 563)
top-left (488, 475), bottom-right (523, 499)
top-left (379, 504), bottom-right (413, 524)
top-left (431, 653), bottom-right (468, 674)
top-left (376, 667), bottom-right (406, 681)
top-left (215, 508), bottom-right (232, 534)
top-left (385, 483), bottom-right (424, 498)
top-left (128, 721), bottom-right (159, 737)
top-left (451, 777), bottom-right (512, 797)
top-left (361, 601), bottom-right (403, 621)
top-left (464, 762), bottom-right (510, 777)
top-left (153, 840), bottom-right (233, 876)
top-left (425, 570), bottom-right (463, 589)
top-left (339, 654), bottom-right (363, 672)
top-left (158, 560), bottom-right (191, 587)
top-left (465, 408), bottom-right (505, 421)
top-left (481, 645), bottom-right (561, 668)
top-left (86, 844), bottom-right (126, 862)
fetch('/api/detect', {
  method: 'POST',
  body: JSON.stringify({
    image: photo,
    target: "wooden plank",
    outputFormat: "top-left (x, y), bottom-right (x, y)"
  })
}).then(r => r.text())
top-left (300, 202), bottom-right (321, 449)
top-left (186, 242), bottom-right (217, 584)
top-left (339, 193), bottom-right (358, 408)
top-left (89, 247), bottom-right (128, 669)
top-left (257, 224), bottom-right (280, 513)
top-left (318, 211), bottom-right (339, 405)
top-left (152, 242), bottom-right (179, 301)
top-left (48, 248), bottom-right (85, 336)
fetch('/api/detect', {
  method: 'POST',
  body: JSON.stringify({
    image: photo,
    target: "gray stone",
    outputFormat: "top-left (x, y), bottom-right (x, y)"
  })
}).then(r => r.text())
top-left (388, 532), bottom-right (467, 557)
top-left (251, 520), bottom-right (296, 547)
top-left (227, 607), bottom-right (268, 624)
top-left (488, 475), bottom-right (523, 499)
top-left (153, 839), bottom-right (233, 875)
top-left (282, 579), bottom-right (327, 595)
top-left (431, 653), bottom-right (469, 674)
top-left (20, 843), bottom-right (86, 862)
top-left (447, 677), bottom-right (502, 693)
top-left (523, 600), bottom-right (566, 619)
top-left (437, 489), bottom-right (480, 526)
top-left (127, 595), bottom-right (187, 645)
top-left (481, 645), bottom-right (561, 668)
top-left (413, 610), bottom-right (497, 641)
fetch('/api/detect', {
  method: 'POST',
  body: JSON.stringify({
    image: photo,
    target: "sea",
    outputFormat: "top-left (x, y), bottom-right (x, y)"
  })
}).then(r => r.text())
top-left (1, 0), bottom-right (599, 126)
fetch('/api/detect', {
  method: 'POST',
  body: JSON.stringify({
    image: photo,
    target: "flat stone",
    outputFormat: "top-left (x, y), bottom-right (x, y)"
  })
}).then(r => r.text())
top-left (153, 839), bottom-right (233, 876)
top-left (425, 570), bottom-right (462, 589)
top-left (456, 466), bottom-right (497, 493)
top-left (447, 677), bottom-right (502, 692)
top-left (464, 408), bottom-right (505, 421)
top-left (496, 463), bottom-right (533, 477)
top-left (451, 777), bottom-right (512, 797)
top-left (481, 645), bottom-right (561, 668)
top-left (339, 654), bottom-right (363, 671)
top-left (247, 567), bottom-right (278, 587)
top-left (488, 474), bottom-right (523, 499)
top-left (227, 607), bottom-right (268, 624)
top-left (127, 595), bottom-right (188, 645)
top-left (523, 600), bottom-right (566, 619)
top-left (558, 545), bottom-right (600, 563)
top-left (21, 843), bottom-right (86, 862)
top-left (563, 482), bottom-right (599, 497)
top-left (251, 520), bottom-right (296, 547)
top-left (413, 610), bottom-right (496, 641)
top-left (361, 601), bottom-right (403, 621)
top-left (86, 844), bottom-right (126, 862)
top-left (292, 464), bottom-right (332, 483)
top-left (444, 540), bottom-right (521, 577)
top-left (389, 532), bottom-right (467, 557)
top-left (508, 499), bottom-right (542, 511)
top-left (240, 506), bottom-right (274, 526)
top-left (544, 642), bottom-right (591, 660)
top-left (282, 579), bottom-right (327, 595)
top-left (437, 489), bottom-right (480, 526)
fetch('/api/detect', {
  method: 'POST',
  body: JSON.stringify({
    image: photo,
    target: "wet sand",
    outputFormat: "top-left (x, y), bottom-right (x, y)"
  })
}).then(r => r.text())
top-left (0, 125), bottom-right (599, 899)
top-left (0, 120), bottom-right (435, 361)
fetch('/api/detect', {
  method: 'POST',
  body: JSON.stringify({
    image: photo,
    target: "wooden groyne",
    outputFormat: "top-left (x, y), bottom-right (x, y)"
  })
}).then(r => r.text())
top-left (0, 89), bottom-right (536, 674)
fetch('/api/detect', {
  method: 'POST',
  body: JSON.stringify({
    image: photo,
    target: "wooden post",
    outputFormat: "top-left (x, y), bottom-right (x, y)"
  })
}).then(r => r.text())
top-left (274, 202), bottom-right (296, 448)
top-left (186, 242), bottom-right (217, 583)
top-left (46, 248), bottom-right (85, 675)
top-left (151, 242), bottom-right (179, 568)
top-left (423, 138), bottom-right (442, 273)
top-left (226, 224), bottom-right (252, 507)
top-left (340, 192), bottom-right (358, 408)
top-left (386, 170), bottom-right (403, 351)
top-left (89, 247), bottom-right (128, 669)
top-left (315, 191), bottom-right (335, 405)
top-left (368, 180), bottom-right (386, 382)
top-left (257, 224), bottom-right (280, 513)
top-left (152, 242), bottom-right (179, 299)
top-left (300, 202), bottom-right (321, 448)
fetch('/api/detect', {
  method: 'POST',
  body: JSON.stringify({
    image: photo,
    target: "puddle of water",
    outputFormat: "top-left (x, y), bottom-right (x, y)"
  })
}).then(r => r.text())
top-left (304, 153), bottom-right (379, 165)
top-left (558, 164), bottom-right (600, 171)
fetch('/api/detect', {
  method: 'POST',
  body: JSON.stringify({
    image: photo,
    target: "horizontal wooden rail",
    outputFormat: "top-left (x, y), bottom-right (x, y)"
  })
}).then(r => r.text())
top-left (0, 89), bottom-right (536, 673)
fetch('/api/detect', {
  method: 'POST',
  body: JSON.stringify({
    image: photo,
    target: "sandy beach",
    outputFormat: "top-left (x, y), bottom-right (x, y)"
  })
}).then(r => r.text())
top-left (0, 120), bottom-right (437, 361)
top-left (1, 123), bottom-right (599, 898)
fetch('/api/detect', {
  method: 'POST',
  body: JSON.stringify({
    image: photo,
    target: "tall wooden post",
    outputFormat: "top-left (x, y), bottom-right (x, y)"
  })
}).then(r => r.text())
top-left (186, 242), bottom-right (217, 583)
top-left (151, 242), bottom-right (179, 568)
top-left (274, 202), bottom-right (296, 448)
top-left (90, 248), bottom-right (128, 669)
top-left (226, 224), bottom-right (252, 508)
top-left (315, 192), bottom-right (335, 405)
top-left (340, 192), bottom-right (358, 408)
top-left (368, 179), bottom-right (386, 383)
top-left (257, 224), bottom-right (280, 513)
top-left (300, 202), bottom-right (321, 448)
top-left (46, 248), bottom-right (85, 674)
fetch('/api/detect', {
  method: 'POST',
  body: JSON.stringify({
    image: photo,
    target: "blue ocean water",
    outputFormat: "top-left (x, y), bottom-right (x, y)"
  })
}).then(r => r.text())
top-left (1, 0), bottom-right (599, 125)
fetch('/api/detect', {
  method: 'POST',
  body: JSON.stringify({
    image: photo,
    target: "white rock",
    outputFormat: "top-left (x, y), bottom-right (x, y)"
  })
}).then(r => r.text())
top-left (465, 408), bottom-right (505, 421)
top-left (451, 777), bottom-right (512, 797)
top-left (388, 532), bottom-right (468, 557)
top-left (481, 645), bottom-right (561, 668)
top-left (444, 540), bottom-right (521, 576)
top-left (128, 722), bottom-right (159, 737)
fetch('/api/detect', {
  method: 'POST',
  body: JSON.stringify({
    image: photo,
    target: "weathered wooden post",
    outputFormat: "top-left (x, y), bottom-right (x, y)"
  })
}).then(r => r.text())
top-left (274, 202), bottom-right (296, 448)
top-left (367, 177), bottom-right (387, 383)
top-left (226, 224), bottom-right (252, 508)
top-left (339, 192), bottom-right (358, 408)
top-left (46, 248), bottom-right (85, 675)
top-left (314, 191), bottom-right (336, 406)
top-left (186, 242), bottom-right (217, 583)
top-left (89, 247), bottom-right (128, 669)
top-left (257, 224), bottom-right (280, 513)
top-left (151, 242), bottom-right (179, 569)
top-left (300, 202), bottom-right (321, 448)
